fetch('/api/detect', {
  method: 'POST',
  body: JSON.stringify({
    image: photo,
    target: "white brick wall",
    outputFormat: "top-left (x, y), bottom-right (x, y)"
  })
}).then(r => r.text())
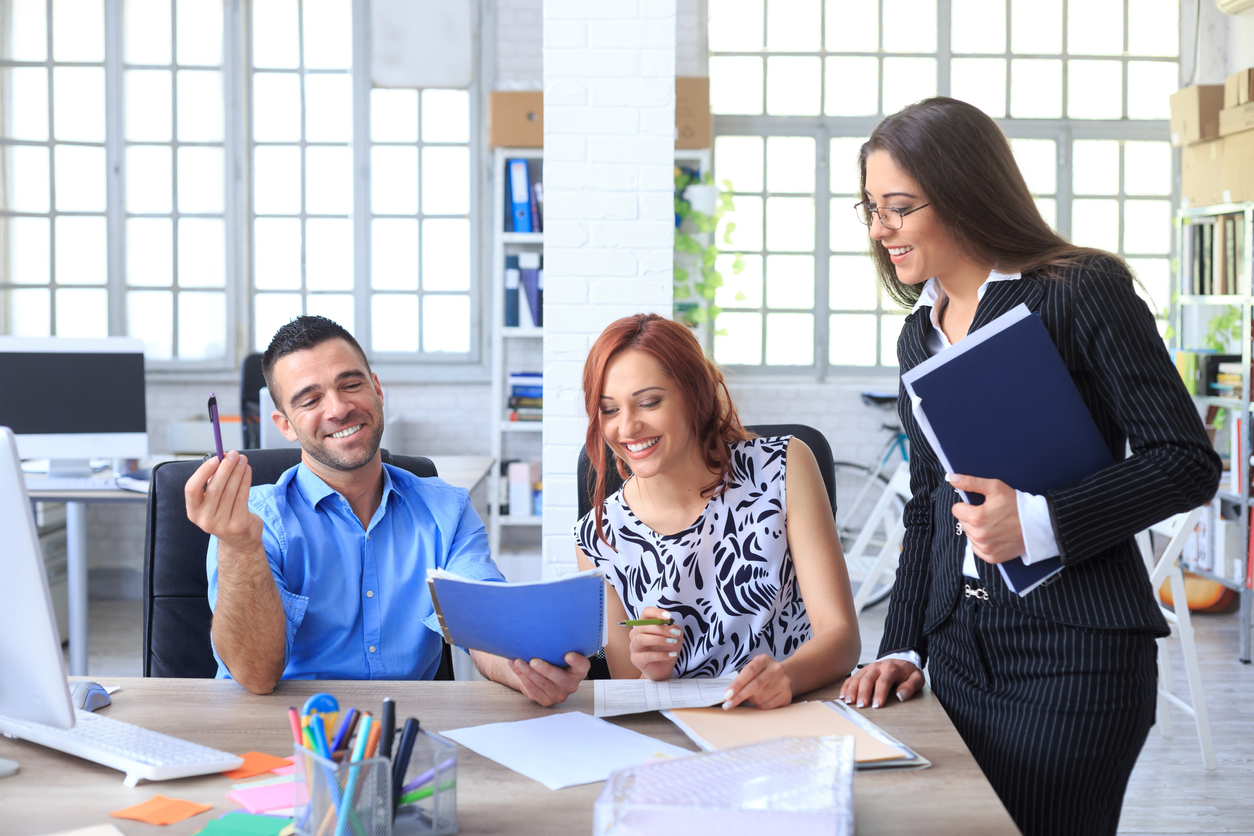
top-left (541, 0), bottom-right (677, 579)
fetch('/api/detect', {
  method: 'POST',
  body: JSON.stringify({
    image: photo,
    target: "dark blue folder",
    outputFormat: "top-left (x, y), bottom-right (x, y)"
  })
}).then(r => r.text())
top-left (901, 304), bottom-right (1114, 594)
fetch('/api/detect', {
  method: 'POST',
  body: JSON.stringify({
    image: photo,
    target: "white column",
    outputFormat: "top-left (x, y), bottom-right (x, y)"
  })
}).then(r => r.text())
top-left (541, 0), bottom-right (676, 578)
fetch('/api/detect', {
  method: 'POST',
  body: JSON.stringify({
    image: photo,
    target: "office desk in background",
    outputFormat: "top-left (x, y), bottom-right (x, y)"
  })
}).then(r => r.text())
top-left (0, 680), bottom-right (1019, 835)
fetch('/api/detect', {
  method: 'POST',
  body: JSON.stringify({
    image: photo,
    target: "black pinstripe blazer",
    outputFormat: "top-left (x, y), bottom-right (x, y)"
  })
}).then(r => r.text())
top-left (879, 256), bottom-right (1222, 663)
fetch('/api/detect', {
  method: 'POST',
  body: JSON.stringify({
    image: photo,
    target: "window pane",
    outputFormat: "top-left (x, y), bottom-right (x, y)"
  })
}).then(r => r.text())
top-left (766, 0), bottom-right (820, 52)
top-left (177, 70), bottom-right (224, 141)
top-left (252, 0), bottom-right (299, 69)
top-left (302, 0), bottom-right (351, 69)
top-left (55, 216), bottom-right (106, 285)
top-left (714, 253), bottom-right (762, 308)
top-left (306, 218), bottom-right (354, 290)
top-left (765, 312), bottom-right (813, 364)
top-left (1011, 0), bottom-right (1061, 53)
top-left (253, 72), bottom-right (301, 141)
top-left (1068, 60), bottom-right (1122, 119)
top-left (178, 146), bottom-right (224, 213)
top-left (178, 291), bottom-right (226, 359)
top-left (7, 0), bottom-right (47, 62)
top-left (53, 0), bottom-right (104, 62)
top-left (1128, 258), bottom-right (1170, 314)
top-left (179, 218), bottom-right (226, 287)
top-left (124, 0), bottom-right (170, 65)
top-left (126, 218), bottom-right (173, 286)
top-left (1124, 142), bottom-right (1171, 196)
top-left (55, 288), bottom-right (106, 337)
top-left (1071, 199), bottom-right (1119, 252)
top-left (766, 57), bottom-right (820, 116)
top-left (422, 146), bottom-right (471, 215)
top-left (829, 137), bottom-right (867, 193)
top-left (1072, 140), bottom-right (1118, 196)
top-left (6, 288), bottom-right (51, 336)
top-left (6, 217), bottom-right (50, 284)
top-left (305, 73), bottom-right (352, 142)
top-left (126, 145), bottom-right (173, 213)
top-left (952, 0), bottom-right (1005, 54)
top-left (765, 255), bottom-right (813, 308)
top-left (254, 293), bottom-right (303, 351)
top-left (825, 57), bottom-right (878, 116)
top-left (372, 146), bottom-right (419, 215)
top-left (1128, 0), bottom-right (1177, 57)
top-left (372, 219), bottom-right (419, 290)
top-left (177, 0), bottom-right (223, 66)
top-left (371, 293), bottom-right (419, 353)
top-left (53, 67), bottom-right (106, 142)
top-left (881, 313), bottom-right (906, 366)
top-left (830, 255), bottom-right (877, 311)
top-left (719, 195), bottom-right (763, 252)
top-left (372, 89), bottom-right (419, 142)
top-left (714, 312), bottom-right (762, 365)
top-left (882, 58), bottom-right (937, 115)
top-left (1035, 198), bottom-right (1057, 230)
top-left (306, 293), bottom-right (354, 333)
top-left (710, 57), bottom-right (764, 115)
top-left (4, 68), bottom-right (49, 141)
top-left (1127, 62), bottom-right (1175, 120)
top-left (765, 197), bottom-right (814, 252)
top-left (9, 146), bottom-right (50, 212)
top-left (830, 197), bottom-right (870, 252)
top-left (1010, 59), bottom-right (1062, 118)
top-left (254, 145), bottom-right (302, 214)
top-left (54, 145), bottom-right (106, 211)
top-left (950, 58), bottom-right (1006, 118)
top-left (825, 0), bottom-right (876, 52)
top-left (1010, 139), bottom-right (1056, 195)
top-left (126, 290), bottom-right (172, 359)
top-left (766, 137), bottom-right (814, 194)
top-left (882, 0), bottom-right (936, 52)
top-left (423, 295), bottom-right (470, 353)
top-left (1068, 0), bottom-right (1123, 56)
top-left (125, 70), bottom-right (172, 141)
top-left (422, 89), bottom-right (470, 143)
top-left (709, 0), bottom-right (764, 51)
top-left (829, 313), bottom-right (875, 366)
top-left (714, 136), bottom-right (764, 193)
top-left (422, 219), bottom-right (470, 291)
top-left (1123, 200), bottom-right (1172, 256)
top-left (254, 218), bottom-right (302, 289)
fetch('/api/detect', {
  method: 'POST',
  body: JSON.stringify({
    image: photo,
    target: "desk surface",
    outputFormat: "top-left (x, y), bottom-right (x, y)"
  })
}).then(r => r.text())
top-left (0, 679), bottom-right (1018, 836)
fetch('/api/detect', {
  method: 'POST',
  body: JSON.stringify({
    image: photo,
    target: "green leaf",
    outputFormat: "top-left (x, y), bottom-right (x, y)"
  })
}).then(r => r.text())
top-left (734, 290), bottom-right (747, 301)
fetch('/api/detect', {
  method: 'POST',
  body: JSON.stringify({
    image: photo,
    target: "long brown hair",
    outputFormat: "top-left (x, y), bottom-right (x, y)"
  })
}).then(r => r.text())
top-left (582, 314), bottom-right (753, 546)
top-left (859, 97), bottom-right (1117, 309)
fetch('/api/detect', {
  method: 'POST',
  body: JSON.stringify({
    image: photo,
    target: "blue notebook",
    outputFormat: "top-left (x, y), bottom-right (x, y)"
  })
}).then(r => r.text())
top-left (901, 304), bottom-right (1115, 595)
top-left (427, 568), bottom-right (605, 666)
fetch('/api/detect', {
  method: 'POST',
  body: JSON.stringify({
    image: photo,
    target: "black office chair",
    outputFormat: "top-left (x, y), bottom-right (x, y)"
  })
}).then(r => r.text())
top-left (575, 423), bottom-right (837, 679)
top-left (142, 448), bottom-right (456, 680)
top-left (240, 353), bottom-right (265, 449)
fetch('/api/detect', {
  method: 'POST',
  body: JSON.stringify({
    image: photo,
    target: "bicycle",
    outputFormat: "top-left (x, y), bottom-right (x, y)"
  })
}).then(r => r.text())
top-left (833, 392), bottom-right (911, 609)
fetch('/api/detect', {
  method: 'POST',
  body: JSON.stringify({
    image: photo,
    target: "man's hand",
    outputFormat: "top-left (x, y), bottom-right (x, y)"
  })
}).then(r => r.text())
top-left (948, 474), bottom-right (1025, 564)
top-left (839, 658), bottom-right (925, 709)
top-left (629, 606), bottom-right (683, 681)
top-left (722, 654), bottom-right (793, 710)
top-left (185, 451), bottom-right (263, 551)
top-left (508, 653), bottom-right (590, 707)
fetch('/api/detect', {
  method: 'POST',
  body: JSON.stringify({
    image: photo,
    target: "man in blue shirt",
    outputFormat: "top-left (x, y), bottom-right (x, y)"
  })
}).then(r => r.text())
top-left (185, 316), bottom-right (588, 704)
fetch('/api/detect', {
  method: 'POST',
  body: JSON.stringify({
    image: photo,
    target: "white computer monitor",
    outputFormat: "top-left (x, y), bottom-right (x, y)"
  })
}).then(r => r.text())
top-left (0, 337), bottom-right (148, 465)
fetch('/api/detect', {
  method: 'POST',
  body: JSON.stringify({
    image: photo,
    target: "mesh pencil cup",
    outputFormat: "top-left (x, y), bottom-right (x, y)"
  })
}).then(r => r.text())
top-left (392, 730), bottom-right (458, 836)
top-left (294, 745), bottom-right (394, 836)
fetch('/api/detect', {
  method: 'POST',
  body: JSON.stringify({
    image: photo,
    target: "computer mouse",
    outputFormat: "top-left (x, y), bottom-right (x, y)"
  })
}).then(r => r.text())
top-left (69, 680), bottom-right (111, 713)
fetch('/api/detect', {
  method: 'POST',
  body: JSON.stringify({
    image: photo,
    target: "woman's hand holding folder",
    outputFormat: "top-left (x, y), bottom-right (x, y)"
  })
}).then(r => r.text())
top-left (946, 474), bottom-right (1026, 564)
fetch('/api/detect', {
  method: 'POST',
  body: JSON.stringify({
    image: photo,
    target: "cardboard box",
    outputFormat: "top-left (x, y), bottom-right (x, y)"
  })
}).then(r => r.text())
top-left (675, 77), bottom-right (711, 149)
top-left (1170, 85), bottom-right (1225, 146)
top-left (1225, 68), bottom-right (1254, 108)
top-left (1220, 129), bottom-right (1254, 204)
top-left (1182, 138), bottom-right (1226, 206)
top-left (1220, 101), bottom-right (1254, 137)
top-left (490, 91), bottom-right (543, 148)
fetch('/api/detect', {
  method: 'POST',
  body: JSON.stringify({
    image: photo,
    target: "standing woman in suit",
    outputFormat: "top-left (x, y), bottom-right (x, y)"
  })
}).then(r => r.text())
top-left (839, 97), bottom-right (1220, 836)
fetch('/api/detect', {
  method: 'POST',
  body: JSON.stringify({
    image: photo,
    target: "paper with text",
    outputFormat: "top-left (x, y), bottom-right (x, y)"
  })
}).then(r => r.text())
top-left (593, 677), bottom-right (737, 718)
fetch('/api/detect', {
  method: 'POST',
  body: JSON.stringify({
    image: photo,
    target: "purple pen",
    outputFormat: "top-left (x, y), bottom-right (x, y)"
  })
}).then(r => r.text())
top-left (208, 393), bottom-right (224, 461)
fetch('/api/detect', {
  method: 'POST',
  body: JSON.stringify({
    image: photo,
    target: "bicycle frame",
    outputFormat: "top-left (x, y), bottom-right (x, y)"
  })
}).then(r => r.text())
top-left (836, 429), bottom-right (909, 534)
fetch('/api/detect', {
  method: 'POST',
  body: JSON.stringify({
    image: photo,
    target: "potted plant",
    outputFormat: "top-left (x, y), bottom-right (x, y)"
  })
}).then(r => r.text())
top-left (673, 166), bottom-right (744, 352)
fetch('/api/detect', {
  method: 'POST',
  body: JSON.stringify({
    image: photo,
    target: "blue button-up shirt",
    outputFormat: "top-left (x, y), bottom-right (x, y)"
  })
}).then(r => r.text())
top-left (207, 462), bottom-right (504, 681)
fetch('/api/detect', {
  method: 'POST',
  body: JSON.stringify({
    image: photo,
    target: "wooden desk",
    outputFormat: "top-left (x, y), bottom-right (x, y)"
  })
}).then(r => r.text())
top-left (0, 679), bottom-right (1018, 835)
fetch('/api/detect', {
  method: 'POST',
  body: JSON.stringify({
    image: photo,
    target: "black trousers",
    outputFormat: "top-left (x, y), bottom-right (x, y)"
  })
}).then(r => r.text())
top-left (927, 590), bottom-right (1158, 836)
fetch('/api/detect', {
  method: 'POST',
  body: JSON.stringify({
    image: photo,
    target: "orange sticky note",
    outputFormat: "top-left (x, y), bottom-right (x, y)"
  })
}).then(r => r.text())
top-left (222, 751), bottom-right (293, 780)
top-left (111, 794), bottom-right (212, 825)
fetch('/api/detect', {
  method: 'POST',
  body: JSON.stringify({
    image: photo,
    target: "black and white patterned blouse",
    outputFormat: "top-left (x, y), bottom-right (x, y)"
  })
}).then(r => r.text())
top-left (574, 436), bottom-right (813, 678)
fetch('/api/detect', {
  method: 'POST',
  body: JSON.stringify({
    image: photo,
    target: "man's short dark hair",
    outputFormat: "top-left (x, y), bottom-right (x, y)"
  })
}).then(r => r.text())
top-left (262, 316), bottom-right (371, 411)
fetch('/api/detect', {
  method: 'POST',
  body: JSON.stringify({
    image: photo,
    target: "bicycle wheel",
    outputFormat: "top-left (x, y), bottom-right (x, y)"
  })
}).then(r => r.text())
top-left (833, 462), bottom-right (904, 609)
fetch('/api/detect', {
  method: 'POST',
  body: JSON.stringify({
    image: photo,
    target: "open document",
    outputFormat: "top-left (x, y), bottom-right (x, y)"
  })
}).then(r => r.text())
top-left (594, 677), bottom-right (737, 718)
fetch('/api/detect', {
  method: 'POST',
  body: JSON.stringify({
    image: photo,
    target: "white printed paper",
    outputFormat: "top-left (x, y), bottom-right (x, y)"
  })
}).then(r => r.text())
top-left (594, 677), bottom-right (737, 718)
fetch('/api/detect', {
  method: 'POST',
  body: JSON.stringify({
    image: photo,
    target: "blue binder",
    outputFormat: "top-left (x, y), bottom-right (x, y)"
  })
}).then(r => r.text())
top-left (901, 304), bottom-right (1115, 595)
top-left (427, 568), bottom-right (605, 666)
top-left (508, 159), bottom-right (533, 234)
top-left (504, 255), bottom-right (521, 327)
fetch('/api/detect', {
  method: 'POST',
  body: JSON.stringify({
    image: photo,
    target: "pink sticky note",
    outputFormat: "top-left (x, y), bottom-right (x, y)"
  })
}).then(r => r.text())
top-left (225, 781), bottom-right (308, 814)
top-left (270, 764), bottom-right (297, 776)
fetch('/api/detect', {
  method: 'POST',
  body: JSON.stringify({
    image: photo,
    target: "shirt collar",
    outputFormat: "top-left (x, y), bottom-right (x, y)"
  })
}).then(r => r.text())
top-left (294, 460), bottom-right (402, 510)
top-left (910, 269), bottom-right (1023, 314)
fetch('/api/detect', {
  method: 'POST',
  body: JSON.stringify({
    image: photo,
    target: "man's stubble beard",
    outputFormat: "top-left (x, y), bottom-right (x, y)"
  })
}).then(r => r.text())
top-left (296, 415), bottom-right (385, 472)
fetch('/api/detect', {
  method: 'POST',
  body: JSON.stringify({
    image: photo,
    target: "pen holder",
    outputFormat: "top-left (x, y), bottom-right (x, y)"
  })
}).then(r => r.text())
top-left (392, 730), bottom-right (458, 836)
top-left (294, 745), bottom-right (394, 836)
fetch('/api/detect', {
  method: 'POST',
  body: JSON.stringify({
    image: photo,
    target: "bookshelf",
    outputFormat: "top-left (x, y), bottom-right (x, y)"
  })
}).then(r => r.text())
top-left (1173, 201), bottom-right (1254, 662)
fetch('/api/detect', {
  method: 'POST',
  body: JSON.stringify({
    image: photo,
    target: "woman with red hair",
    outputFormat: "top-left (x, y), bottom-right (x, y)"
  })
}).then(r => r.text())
top-left (574, 314), bottom-right (861, 708)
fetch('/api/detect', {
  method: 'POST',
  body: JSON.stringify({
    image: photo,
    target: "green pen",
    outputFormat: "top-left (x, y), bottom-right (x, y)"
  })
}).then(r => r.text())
top-left (618, 618), bottom-right (674, 627)
top-left (399, 780), bottom-right (456, 806)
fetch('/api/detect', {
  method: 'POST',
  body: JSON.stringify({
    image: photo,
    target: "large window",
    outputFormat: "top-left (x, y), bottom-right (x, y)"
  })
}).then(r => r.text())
top-left (709, 0), bottom-right (1178, 373)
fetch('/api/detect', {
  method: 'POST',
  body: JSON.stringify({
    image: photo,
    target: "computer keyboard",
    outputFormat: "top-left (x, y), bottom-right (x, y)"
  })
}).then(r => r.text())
top-left (0, 709), bottom-right (243, 787)
top-left (24, 475), bottom-right (118, 491)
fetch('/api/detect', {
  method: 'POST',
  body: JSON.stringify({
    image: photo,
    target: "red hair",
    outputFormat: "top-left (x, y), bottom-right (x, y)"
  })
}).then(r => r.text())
top-left (582, 314), bottom-right (753, 546)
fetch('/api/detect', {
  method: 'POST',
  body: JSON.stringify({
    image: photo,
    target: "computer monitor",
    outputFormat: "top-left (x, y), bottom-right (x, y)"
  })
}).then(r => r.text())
top-left (0, 427), bottom-right (76, 778)
top-left (0, 337), bottom-right (148, 471)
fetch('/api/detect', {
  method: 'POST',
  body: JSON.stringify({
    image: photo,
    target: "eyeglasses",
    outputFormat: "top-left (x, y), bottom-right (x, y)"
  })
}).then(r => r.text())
top-left (853, 201), bottom-right (930, 230)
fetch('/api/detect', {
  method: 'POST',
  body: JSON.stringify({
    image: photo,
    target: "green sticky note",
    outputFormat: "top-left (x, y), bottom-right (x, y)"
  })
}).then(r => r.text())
top-left (195, 812), bottom-right (291, 836)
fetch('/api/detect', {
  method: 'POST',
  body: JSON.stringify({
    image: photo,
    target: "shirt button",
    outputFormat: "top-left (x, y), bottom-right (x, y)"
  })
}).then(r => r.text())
top-left (366, 590), bottom-right (374, 598)
top-left (369, 646), bottom-right (377, 653)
